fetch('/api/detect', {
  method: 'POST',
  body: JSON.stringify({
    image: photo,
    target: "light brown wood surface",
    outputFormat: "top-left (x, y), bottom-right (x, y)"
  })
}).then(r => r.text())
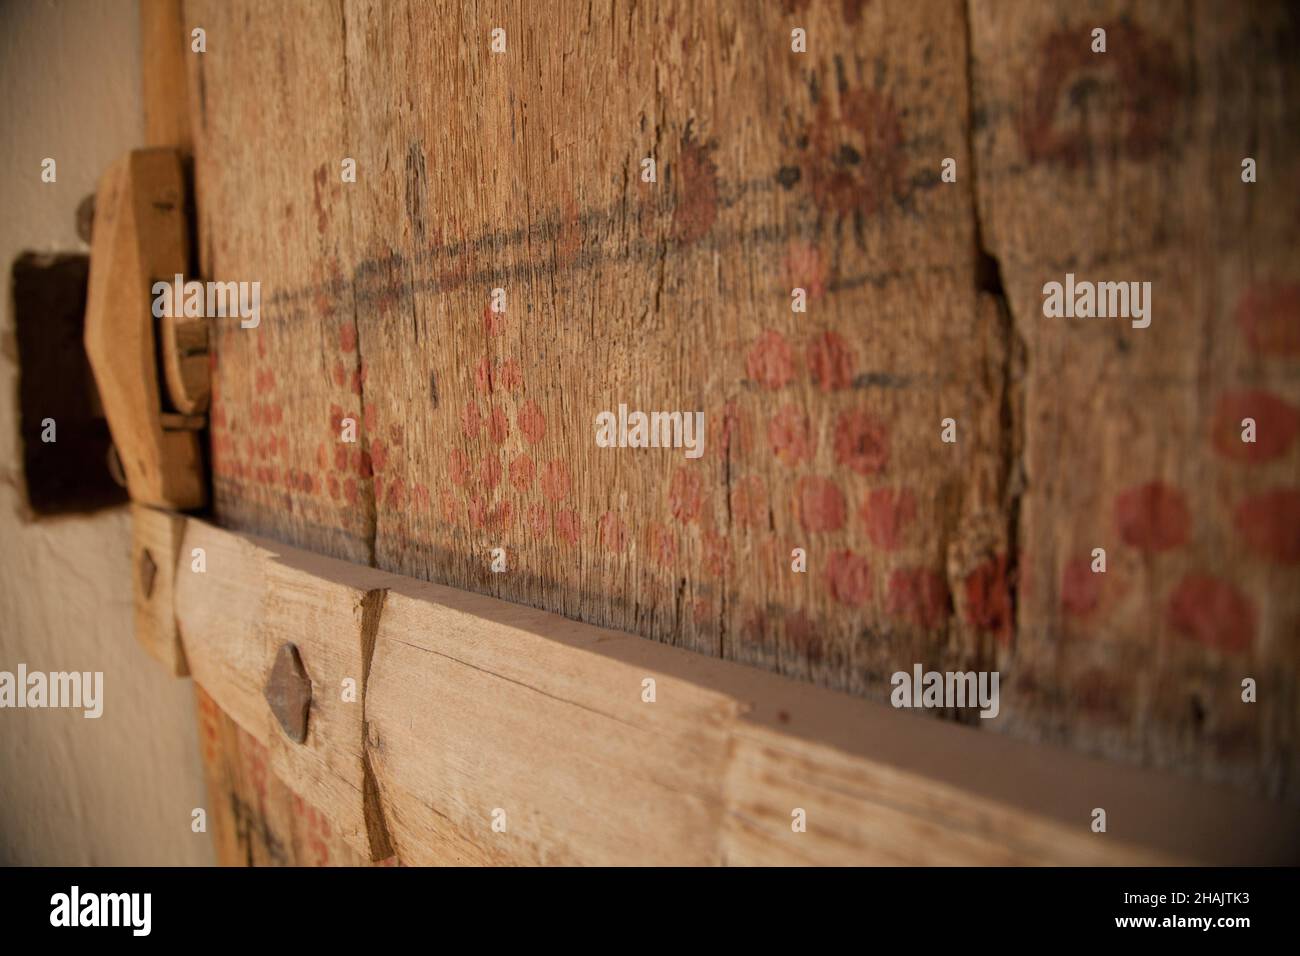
top-left (969, 0), bottom-right (1300, 810)
top-left (168, 513), bottom-right (1297, 865)
top-left (176, 518), bottom-right (394, 859)
top-left (84, 148), bottom-right (206, 510)
top-left (141, 0), bottom-right (194, 154)
top-left (150, 0), bottom-right (1300, 862)
top-left (131, 504), bottom-right (189, 675)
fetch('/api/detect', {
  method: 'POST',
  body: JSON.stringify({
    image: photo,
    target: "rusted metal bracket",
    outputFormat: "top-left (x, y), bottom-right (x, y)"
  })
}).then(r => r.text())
top-left (265, 643), bottom-right (313, 743)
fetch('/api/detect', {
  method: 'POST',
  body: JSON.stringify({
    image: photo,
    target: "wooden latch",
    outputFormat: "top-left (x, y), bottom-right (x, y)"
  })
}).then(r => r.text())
top-left (84, 147), bottom-right (209, 677)
top-left (84, 147), bottom-right (208, 512)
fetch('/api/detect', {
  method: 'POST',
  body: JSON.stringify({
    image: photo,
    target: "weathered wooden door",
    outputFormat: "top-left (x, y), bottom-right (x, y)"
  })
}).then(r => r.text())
top-left (114, 0), bottom-right (1300, 865)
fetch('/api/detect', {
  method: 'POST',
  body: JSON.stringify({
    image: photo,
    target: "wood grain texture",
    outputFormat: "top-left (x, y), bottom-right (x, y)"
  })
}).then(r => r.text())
top-left (969, 0), bottom-right (1300, 797)
top-left (194, 685), bottom-right (381, 866)
top-left (192, 4), bottom-right (1009, 720)
top-left (83, 148), bottom-right (205, 510)
top-left (169, 513), bottom-right (1298, 865)
top-left (179, 0), bottom-right (1299, 861)
top-left (131, 503), bottom-right (189, 675)
top-left (141, 0), bottom-right (193, 154)
top-left (176, 518), bottom-right (396, 860)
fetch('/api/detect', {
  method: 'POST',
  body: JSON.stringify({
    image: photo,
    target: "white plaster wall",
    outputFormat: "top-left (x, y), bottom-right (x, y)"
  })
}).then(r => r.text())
top-left (0, 0), bottom-right (214, 865)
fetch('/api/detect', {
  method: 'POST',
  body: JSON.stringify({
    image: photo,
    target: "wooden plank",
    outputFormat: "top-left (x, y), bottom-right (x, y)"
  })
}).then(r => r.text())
top-left (187, 0), bottom-right (372, 563)
top-left (969, 0), bottom-right (1300, 796)
top-left (131, 504), bottom-right (189, 675)
top-left (175, 519), bottom-right (397, 860)
top-left (169, 513), bottom-right (1299, 865)
top-left (140, 0), bottom-right (193, 154)
top-left (175, 0), bottom-right (1300, 848)
top-left (193, 0), bottom-right (1008, 698)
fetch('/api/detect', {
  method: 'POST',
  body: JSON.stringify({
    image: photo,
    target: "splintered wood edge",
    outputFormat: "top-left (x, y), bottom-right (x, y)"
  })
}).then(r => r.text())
top-left (167, 513), bottom-right (1299, 866)
top-left (83, 148), bottom-right (205, 511)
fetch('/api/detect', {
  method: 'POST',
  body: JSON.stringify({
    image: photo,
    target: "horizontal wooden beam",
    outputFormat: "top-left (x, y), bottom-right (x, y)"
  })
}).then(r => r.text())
top-left (165, 514), bottom-right (1298, 865)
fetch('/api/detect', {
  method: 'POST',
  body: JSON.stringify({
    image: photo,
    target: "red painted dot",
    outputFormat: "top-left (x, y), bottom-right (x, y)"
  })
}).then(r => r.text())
top-left (486, 406), bottom-right (510, 443)
top-left (332, 360), bottom-right (347, 387)
top-left (460, 401), bottom-right (481, 438)
top-left (885, 568), bottom-right (950, 628)
top-left (796, 476), bottom-right (847, 532)
top-left (555, 509), bottom-right (581, 545)
top-left (344, 478), bottom-right (358, 504)
top-left (497, 358), bottom-right (523, 391)
top-left (1060, 556), bottom-right (1102, 618)
top-left (730, 474), bottom-right (768, 528)
top-left (768, 405), bottom-right (815, 466)
top-left (860, 487), bottom-right (916, 550)
top-left (541, 460), bottom-right (571, 501)
top-left (1234, 488), bottom-right (1300, 563)
top-left (647, 523), bottom-right (678, 568)
top-left (339, 324), bottom-right (357, 353)
top-left (598, 511), bottom-right (629, 553)
top-left (715, 402), bottom-right (752, 457)
top-left (825, 551), bottom-right (872, 606)
top-left (509, 453), bottom-right (535, 492)
top-left (387, 478), bottom-right (405, 510)
top-left (1210, 389), bottom-right (1300, 463)
top-left (480, 456), bottom-right (503, 489)
top-left (963, 555), bottom-right (1012, 643)
top-left (467, 496), bottom-right (487, 528)
top-left (702, 530), bottom-right (730, 577)
top-left (783, 242), bottom-right (826, 300)
top-left (807, 331), bottom-right (855, 391)
top-left (833, 408), bottom-right (889, 476)
top-left (474, 356), bottom-right (494, 394)
top-left (369, 439), bottom-right (388, 473)
top-left (487, 500), bottom-right (514, 532)
top-left (1166, 573), bottom-right (1256, 654)
top-left (527, 503), bottom-right (549, 535)
top-left (519, 400), bottom-right (547, 444)
top-left (1236, 282), bottom-right (1300, 357)
top-left (448, 448), bottom-right (471, 487)
top-left (1114, 481), bottom-right (1190, 552)
top-left (482, 305), bottom-right (506, 336)
top-left (669, 466), bottom-right (704, 524)
top-left (412, 482), bottom-right (430, 512)
top-left (746, 330), bottom-right (797, 389)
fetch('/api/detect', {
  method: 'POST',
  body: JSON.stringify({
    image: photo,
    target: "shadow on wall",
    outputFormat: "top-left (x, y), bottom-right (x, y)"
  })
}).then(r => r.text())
top-left (0, 0), bottom-right (213, 865)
